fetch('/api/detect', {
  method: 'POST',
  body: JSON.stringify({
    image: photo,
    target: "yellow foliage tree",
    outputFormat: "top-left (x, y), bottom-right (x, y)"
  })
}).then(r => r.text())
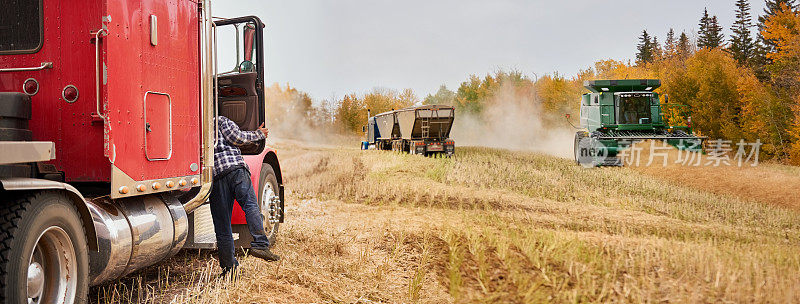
top-left (334, 88), bottom-right (417, 133)
top-left (760, 4), bottom-right (800, 163)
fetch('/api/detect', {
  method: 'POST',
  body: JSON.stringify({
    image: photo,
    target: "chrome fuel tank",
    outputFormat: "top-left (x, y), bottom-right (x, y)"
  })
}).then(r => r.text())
top-left (87, 195), bottom-right (187, 286)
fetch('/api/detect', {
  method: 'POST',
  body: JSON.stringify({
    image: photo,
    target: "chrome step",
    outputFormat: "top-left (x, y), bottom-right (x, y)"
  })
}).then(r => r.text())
top-left (184, 203), bottom-right (239, 249)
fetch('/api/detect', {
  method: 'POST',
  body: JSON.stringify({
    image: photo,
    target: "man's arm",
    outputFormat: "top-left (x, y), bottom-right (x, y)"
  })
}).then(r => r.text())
top-left (218, 117), bottom-right (266, 146)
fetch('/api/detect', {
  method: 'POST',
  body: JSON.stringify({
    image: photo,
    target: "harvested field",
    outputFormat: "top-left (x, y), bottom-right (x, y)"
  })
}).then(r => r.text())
top-left (90, 142), bottom-right (800, 303)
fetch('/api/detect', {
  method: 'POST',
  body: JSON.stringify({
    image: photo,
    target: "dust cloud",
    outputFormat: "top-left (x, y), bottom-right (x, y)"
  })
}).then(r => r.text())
top-left (450, 82), bottom-right (575, 158)
top-left (263, 87), bottom-right (355, 147)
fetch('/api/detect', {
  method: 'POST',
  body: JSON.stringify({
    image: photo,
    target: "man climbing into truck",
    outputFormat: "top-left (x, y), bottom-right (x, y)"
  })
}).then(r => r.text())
top-left (212, 115), bottom-right (281, 277)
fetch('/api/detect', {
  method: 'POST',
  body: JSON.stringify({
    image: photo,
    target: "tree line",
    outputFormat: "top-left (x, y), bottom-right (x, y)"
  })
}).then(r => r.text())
top-left (631, 0), bottom-right (800, 163)
top-left (267, 0), bottom-right (800, 164)
top-left (635, 0), bottom-right (797, 73)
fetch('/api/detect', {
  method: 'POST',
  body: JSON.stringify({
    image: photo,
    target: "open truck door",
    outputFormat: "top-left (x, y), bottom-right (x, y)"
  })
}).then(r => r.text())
top-left (208, 16), bottom-right (284, 248)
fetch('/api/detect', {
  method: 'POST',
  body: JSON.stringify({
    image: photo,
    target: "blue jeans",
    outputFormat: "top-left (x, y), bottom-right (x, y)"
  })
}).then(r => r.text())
top-left (210, 167), bottom-right (270, 269)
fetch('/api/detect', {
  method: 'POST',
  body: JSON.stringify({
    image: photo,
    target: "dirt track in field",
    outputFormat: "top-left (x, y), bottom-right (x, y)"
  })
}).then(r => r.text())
top-left (622, 140), bottom-right (800, 210)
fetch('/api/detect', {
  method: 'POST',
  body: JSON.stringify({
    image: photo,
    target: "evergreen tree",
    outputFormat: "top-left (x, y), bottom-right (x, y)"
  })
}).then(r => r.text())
top-left (698, 8), bottom-right (725, 49)
top-left (729, 0), bottom-right (756, 65)
top-left (636, 30), bottom-right (654, 64)
top-left (652, 36), bottom-right (663, 59)
top-left (665, 28), bottom-right (678, 56)
top-left (710, 16), bottom-right (725, 47)
top-left (678, 31), bottom-right (692, 57)
top-left (698, 8), bottom-right (711, 48)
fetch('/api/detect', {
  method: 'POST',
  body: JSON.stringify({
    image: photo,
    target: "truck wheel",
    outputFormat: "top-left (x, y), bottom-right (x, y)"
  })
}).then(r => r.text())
top-left (257, 165), bottom-right (280, 246)
top-left (0, 191), bottom-right (89, 304)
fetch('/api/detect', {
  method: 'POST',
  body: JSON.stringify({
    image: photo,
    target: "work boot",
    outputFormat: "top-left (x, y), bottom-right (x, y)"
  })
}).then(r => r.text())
top-left (250, 247), bottom-right (280, 262)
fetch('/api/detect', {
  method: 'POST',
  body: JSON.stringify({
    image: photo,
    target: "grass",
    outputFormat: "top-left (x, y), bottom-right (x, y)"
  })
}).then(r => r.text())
top-left (90, 142), bottom-right (800, 303)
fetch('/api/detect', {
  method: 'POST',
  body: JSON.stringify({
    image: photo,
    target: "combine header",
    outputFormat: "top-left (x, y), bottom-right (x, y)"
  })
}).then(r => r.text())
top-left (362, 105), bottom-right (455, 156)
top-left (574, 79), bottom-right (704, 166)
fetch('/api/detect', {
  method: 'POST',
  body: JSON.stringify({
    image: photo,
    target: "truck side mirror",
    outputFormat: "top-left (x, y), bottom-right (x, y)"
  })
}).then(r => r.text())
top-left (362, 125), bottom-right (366, 133)
top-left (663, 94), bottom-right (669, 104)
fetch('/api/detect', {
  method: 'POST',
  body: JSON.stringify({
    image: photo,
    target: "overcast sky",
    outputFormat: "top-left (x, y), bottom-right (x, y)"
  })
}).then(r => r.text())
top-left (212, 0), bottom-right (767, 100)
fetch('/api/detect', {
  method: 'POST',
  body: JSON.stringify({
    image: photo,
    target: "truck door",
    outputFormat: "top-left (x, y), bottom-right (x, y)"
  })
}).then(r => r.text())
top-left (214, 17), bottom-right (266, 155)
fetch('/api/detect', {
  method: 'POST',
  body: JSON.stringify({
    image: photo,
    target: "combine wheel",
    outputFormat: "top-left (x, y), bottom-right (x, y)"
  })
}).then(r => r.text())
top-left (257, 166), bottom-right (281, 246)
top-left (573, 132), bottom-right (586, 164)
top-left (0, 191), bottom-right (89, 304)
top-left (574, 132), bottom-right (605, 167)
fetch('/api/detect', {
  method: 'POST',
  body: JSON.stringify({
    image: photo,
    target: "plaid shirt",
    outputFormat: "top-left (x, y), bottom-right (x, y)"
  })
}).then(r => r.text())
top-left (214, 116), bottom-right (265, 176)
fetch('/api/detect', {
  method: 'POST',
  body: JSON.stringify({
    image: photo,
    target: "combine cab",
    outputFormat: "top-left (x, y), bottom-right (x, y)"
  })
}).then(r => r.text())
top-left (574, 79), bottom-right (704, 166)
top-left (362, 105), bottom-right (455, 156)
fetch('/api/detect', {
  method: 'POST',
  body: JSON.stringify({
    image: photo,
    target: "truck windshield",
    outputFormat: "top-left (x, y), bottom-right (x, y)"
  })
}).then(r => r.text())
top-left (0, 0), bottom-right (43, 54)
top-left (617, 95), bottom-right (651, 124)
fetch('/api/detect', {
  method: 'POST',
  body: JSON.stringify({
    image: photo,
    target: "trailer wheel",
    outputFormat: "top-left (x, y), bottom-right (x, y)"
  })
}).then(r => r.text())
top-left (257, 165), bottom-right (281, 246)
top-left (0, 191), bottom-right (89, 304)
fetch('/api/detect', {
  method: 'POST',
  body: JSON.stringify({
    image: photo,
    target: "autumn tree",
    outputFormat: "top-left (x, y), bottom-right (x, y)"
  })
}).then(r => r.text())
top-left (660, 49), bottom-right (748, 140)
top-left (334, 93), bottom-right (365, 133)
top-left (758, 0), bottom-right (799, 54)
top-left (761, 4), bottom-right (800, 162)
top-left (698, 8), bottom-right (725, 49)
top-left (752, 0), bottom-right (798, 76)
top-left (455, 73), bottom-right (503, 114)
top-left (424, 85), bottom-right (456, 105)
top-left (332, 88), bottom-right (417, 133)
top-left (729, 0), bottom-right (757, 65)
top-left (594, 59), bottom-right (652, 80)
top-left (535, 72), bottom-right (586, 125)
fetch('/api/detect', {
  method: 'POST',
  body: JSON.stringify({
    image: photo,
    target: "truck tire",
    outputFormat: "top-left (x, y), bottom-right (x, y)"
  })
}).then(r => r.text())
top-left (257, 165), bottom-right (280, 246)
top-left (0, 191), bottom-right (89, 304)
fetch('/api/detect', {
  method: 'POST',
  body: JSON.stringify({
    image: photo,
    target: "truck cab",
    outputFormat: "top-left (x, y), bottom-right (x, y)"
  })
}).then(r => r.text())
top-left (0, 1), bottom-right (283, 302)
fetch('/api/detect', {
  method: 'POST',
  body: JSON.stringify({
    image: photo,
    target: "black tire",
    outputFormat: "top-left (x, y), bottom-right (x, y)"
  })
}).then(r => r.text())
top-left (0, 93), bottom-right (32, 120)
top-left (573, 132), bottom-right (584, 164)
top-left (257, 165), bottom-right (280, 246)
top-left (0, 191), bottom-right (89, 304)
top-left (0, 164), bottom-right (33, 178)
top-left (0, 129), bottom-right (32, 141)
top-left (0, 93), bottom-right (32, 142)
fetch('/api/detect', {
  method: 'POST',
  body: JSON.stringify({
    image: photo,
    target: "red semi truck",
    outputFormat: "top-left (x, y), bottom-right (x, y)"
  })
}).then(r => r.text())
top-left (0, 1), bottom-right (284, 303)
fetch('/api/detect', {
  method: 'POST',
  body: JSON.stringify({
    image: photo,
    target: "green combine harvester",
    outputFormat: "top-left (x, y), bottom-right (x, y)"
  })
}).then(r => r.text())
top-left (573, 79), bottom-right (705, 166)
